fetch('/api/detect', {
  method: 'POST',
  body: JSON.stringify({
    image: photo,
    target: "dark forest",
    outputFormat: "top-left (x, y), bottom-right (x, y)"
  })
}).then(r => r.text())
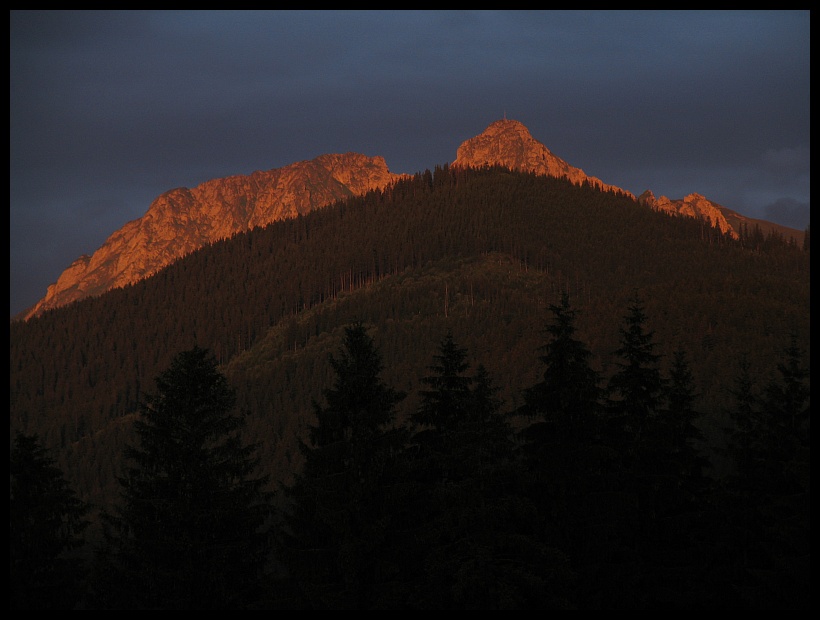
top-left (10, 166), bottom-right (810, 609)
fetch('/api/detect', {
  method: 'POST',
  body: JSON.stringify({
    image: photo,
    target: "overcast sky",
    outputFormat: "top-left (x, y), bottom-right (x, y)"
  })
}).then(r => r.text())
top-left (10, 10), bottom-right (810, 318)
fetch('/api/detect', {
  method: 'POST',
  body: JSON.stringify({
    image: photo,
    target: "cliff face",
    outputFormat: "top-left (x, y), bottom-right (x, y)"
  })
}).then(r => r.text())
top-left (25, 153), bottom-right (407, 319)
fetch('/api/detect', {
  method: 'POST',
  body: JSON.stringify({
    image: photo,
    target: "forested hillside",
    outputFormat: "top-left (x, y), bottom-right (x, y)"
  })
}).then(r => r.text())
top-left (10, 166), bottom-right (809, 510)
top-left (10, 166), bottom-right (810, 608)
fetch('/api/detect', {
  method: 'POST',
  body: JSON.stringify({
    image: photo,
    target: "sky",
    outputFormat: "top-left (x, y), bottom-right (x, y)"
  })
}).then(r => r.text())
top-left (10, 10), bottom-right (811, 318)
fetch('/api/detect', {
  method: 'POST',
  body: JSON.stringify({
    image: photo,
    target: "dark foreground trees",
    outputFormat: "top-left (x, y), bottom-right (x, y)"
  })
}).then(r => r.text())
top-left (405, 331), bottom-right (574, 609)
top-left (275, 325), bottom-right (575, 609)
top-left (712, 334), bottom-right (811, 609)
top-left (275, 322), bottom-right (408, 609)
top-left (89, 346), bottom-right (273, 609)
top-left (10, 432), bottom-right (90, 610)
top-left (516, 293), bottom-right (609, 606)
top-left (65, 303), bottom-right (806, 609)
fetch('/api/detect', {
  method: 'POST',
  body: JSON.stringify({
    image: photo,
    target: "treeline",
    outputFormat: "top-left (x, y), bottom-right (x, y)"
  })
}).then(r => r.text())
top-left (11, 294), bottom-right (809, 609)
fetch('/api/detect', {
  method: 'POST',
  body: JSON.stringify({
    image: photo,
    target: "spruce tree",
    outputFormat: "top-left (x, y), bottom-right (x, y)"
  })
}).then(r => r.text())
top-left (520, 292), bottom-right (602, 444)
top-left (751, 334), bottom-right (809, 607)
top-left (92, 346), bottom-right (272, 609)
top-left (404, 331), bottom-right (571, 610)
top-left (662, 346), bottom-right (710, 491)
top-left (723, 355), bottom-right (762, 488)
top-left (723, 337), bottom-right (809, 500)
top-left (605, 293), bottom-right (666, 461)
top-left (640, 346), bottom-right (714, 608)
top-left (413, 330), bottom-right (473, 433)
top-left (599, 294), bottom-right (669, 608)
top-left (516, 293), bottom-right (614, 608)
top-left (278, 322), bottom-right (407, 609)
top-left (712, 342), bottom-right (811, 609)
top-left (10, 432), bottom-right (90, 610)
top-left (517, 292), bottom-right (606, 529)
top-left (716, 354), bottom-right (766, 570)
top-left (410, 330), bottom-right (476, 483)
top-left (759, 330), bottom-right (810, 485)
top-left (768, 333), bottom-right (810, 606)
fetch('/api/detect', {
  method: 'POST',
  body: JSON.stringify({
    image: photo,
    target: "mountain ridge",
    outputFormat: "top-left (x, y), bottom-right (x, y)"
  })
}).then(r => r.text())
top-left (19, 119), bottom-right (803, 321)
top-left (21, 153), bottom-right (408, 320)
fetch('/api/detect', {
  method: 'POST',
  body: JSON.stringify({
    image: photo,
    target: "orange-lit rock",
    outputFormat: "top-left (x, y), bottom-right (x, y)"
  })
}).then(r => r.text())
top-left (25, 153), bottom-right (407, 319)
top-left (452, 119), bottom-right (633, 198)
top-left (637, 190), bottom-right (738, 238)
top-left (25, 119), bottom-right (776, 321)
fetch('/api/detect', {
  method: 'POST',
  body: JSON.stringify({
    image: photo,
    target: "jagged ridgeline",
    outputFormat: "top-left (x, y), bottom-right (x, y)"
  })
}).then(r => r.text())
top-left (9, 166), bottom-right (810, 512)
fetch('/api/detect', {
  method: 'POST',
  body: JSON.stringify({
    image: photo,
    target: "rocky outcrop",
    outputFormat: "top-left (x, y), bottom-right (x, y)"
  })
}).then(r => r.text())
top-left (452, 119), bottom-right (634, 198)
top-left (454, 120), bottom-right (747, 241)
top-left (25, 153), bottom-right (407, 319)
top-left (637, 190), bottom-right (738, 238)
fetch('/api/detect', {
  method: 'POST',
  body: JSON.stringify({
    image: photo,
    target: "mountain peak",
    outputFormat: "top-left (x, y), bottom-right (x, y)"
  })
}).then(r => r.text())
top-left (453, 119), bottom-right (631, 197)
top-left (480, 118), bottom-right (536, 140)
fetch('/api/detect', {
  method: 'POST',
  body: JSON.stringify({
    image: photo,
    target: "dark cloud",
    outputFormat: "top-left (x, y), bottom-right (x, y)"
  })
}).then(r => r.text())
top-left (764, 198), bottom-right (811, 232)
top-left (10, 10), bottom-right (810, 317)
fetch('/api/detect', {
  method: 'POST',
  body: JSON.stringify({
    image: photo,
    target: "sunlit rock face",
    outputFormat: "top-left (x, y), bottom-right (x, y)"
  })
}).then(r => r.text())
top-left (638, 190), bottom-right (738, 238)
top-left (25, 153), bottom-right (407, 319)
top-left (454, 119), bottom-right (743, 241)
top-left (25, 119), bottom-right (752, 320)
top-left (452, 119), bottom-right (634, 198)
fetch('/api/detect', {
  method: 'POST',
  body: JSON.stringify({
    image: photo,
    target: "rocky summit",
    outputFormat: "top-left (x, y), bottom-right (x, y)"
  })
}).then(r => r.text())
top-left (452, 119), bottom-right (631, 198)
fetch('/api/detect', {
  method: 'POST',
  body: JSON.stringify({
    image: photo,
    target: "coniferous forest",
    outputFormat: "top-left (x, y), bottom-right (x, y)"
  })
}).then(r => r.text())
top-left (9, 166), bottom-right (810, 609)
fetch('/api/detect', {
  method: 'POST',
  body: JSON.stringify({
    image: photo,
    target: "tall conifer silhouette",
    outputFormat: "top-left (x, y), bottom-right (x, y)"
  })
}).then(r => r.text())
top-left (92, 346), bottom-right (272, 609)
top-left (278, 322), bottom-right (407, 609)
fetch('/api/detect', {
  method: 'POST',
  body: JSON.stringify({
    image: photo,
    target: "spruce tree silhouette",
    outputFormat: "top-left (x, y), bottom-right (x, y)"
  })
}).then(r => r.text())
top-left (10, 432), bottom-right (89, 610)
top-left (278, 322), bottom-right (407, 609)
top-left (404, 330), bottom-right (573, 610)
top-left (91, 346), bottom-right (272, 609)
